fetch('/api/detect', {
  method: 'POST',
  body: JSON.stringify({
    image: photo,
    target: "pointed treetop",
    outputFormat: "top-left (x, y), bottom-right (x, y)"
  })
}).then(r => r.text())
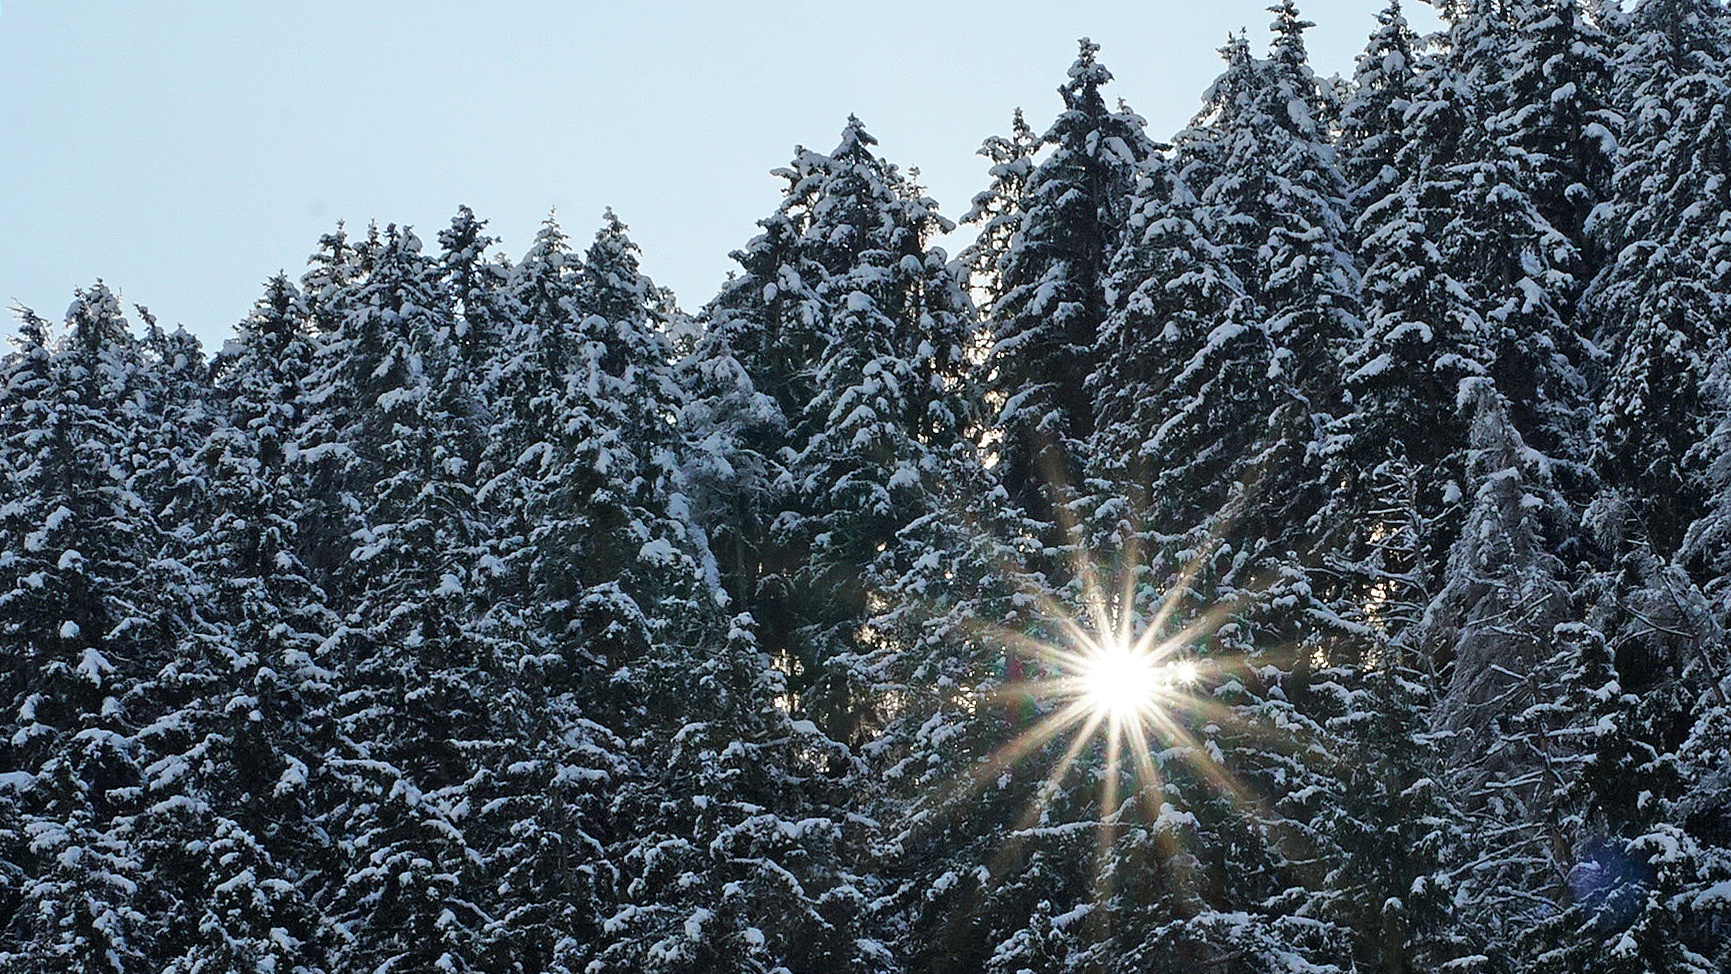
top-left (519, 211), bottom-right (571, 269)
top-left (237, 273), bottom-right (307, 346)
top-left (438, 205), bottom-right (494, 265)
top-left (1269, 0), bottom-right (1316, 72)
top-left (599, 205), bottom-right (628, 236)
top-left (584, 207), bottom-right (671, 330)
top-left (1361, 0), bottom-right (1413, 66)
top-left (835, 114), bottom-right (879, 158)
top-left (1068, 37), bottom-right (1108, 81)
top-left (1194, 31), bottom-right (1255, 127)
top-left (1062, 37), bottom-right (1113, 104)
top-left (310, 221), bottom-right (350, 263)
top-left (1221, 29), bottom-right (1252, 68)
top-left (586, 207), bottom-right (644, 282)
top-left (67, 280), bottom-right (130, 354)
top-left (8, 303), bottom-right (51, 349)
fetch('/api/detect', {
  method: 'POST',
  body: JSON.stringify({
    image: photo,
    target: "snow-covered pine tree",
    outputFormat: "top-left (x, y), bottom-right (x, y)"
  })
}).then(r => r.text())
top-left (1319, 27), bottom-right (1490, 664)
top-left (866, 458), bottom-right (1062, 974)
top-left (1310, 74), bottom-right (1480, 944)
top-left (473, 624), bottom-right (628, 974)
top-left (980, 39), bottom-right (1155, 546)
top-left (1077, 15), bottom-right (1359, 966)
top-left (462, 211), bottom-right (718, 972)
top-left (1418, 386), bottom-right (1583, 959)
top-left (1587, 5), bottom-right (1731, 560)
top-left (302, 226), bottom-right (497, 974)
top-left (1437, 1), bottom-right (1593, 466)
top-left (476, 213), bottom-right (573, 616)
top-left (1313, 639), bottom-right (1461, 974)
top-left (1085, 131), bottom-right (1351, 967)
top-left (692, 120), bottom-right (973, 752)
top-left (1089, 150), bottom-right (1249, 531)
top-left (1303, 38), bottom-right (1483, 940)
top-left (0, 287), bottom-right (160, 972)
top-left (957, 108), bottom-right (1039, 325)
top-left (295, 223), bottom-right (380, 592)
top-left (1514, 533), bottom-right (1728, 974)
top-left (675, 298), bottom-right (782, 621)
top-left (132, 310), bottom-right (217, 543)
top-left (1592, 243), bottom-right (1718, 557)
top-left (777, 118), bottom-right (977, 746)
top-left (1158, 7), bottom-right (1359, 612)
top-left (1236, 0), bottom-right (1360, 563)
top-left (438, 205), bottom-right (514, 386)
top-left (523, 211), bottom-right (713, 728)
top-left (131, 276), bottom-right (340, 974)
top-left (694, 151), bottom-right (829, 679)
top-left (1485, 0), bottom-right (1618, 249)
top-left (1338, 0), bottom-right (1420, 237)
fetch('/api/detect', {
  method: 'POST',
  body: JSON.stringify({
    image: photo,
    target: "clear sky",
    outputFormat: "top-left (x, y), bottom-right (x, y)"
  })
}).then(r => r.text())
top-left (1, 1), bottom-right (1440, 348)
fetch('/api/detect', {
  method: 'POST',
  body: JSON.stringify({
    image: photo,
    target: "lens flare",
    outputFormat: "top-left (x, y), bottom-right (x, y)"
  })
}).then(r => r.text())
top-left (949, 548), bottom-right (1257, 846)
top-left (1075, 639), bottom-right (1196, 723)
top-left (1079, 641), bottom-right (1159, 718)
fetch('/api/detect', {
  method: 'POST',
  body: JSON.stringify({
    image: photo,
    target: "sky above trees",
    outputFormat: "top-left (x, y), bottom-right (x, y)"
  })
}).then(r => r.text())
top-left (0, 0), bottom-right (1436, 346)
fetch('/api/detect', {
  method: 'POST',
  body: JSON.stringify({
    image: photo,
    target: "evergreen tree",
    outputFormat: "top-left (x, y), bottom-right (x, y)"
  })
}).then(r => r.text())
top-left (439, 205), bottom-right (514, 384)
top-left (1319, 42), bottom-right (1488, 654)
top-left (1419, 388), bottom-right (1582, 955)
top-left (778, 118), bottom-right (976, 744)
top-left (303, 227), bottom-right (496, 974)
top-left (958, 108), bottom-right (1040, 324)
top-left (696, 150), bottom-right (829, 670)
top-left (1487, 0), bottom-right (1619, 246)
top-left (981, 39), bottom-right (1155, 539)
top-left (1588, 7), bottom-right (1731, 559)
top-left (0, 287), bottom-right (160, 971)
top-left (1338, 1), bottom-right (1420, 230)
top-left (137, 277), bottom-right (339, 974)
top-left (1168, 8), bottom-right (1358, 593)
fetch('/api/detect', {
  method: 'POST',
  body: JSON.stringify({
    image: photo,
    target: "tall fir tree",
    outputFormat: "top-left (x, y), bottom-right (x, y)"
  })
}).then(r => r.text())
top-left (0, 287), bottom-right (160, 972)
top-left (980, 39), bottom-right (1155, 543)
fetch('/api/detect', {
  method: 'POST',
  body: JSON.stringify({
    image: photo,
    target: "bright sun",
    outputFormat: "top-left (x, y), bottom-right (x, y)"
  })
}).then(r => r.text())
top-left (1065, 635), bottom-right (1204, 743)
top-left (972, 581), bottom-right (1229, 830)
top-left (1078, 641), bottom-right (1167, 721)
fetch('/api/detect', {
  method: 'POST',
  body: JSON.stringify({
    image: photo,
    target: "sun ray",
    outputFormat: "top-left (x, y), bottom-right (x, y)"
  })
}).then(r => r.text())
top-left (874, 466), bottom-right (1335, 930)
top-left (1014, 706), bottom-right (1109, 832)
top-left (1121, 714), bottom-right (1163, 812)
top-left (1092, 722), bottom-right (1125, 915)
top-left (976, 700), bottom-right (1093, 781)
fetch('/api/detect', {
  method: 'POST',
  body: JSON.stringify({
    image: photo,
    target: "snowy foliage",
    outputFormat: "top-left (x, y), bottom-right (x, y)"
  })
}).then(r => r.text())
top-left (5, 4), bottom-right (1731, 971)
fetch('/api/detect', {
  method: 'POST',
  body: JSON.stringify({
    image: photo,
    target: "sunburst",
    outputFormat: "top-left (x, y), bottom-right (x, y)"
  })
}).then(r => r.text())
top-left (963, 550), bottom-right (1255, 843)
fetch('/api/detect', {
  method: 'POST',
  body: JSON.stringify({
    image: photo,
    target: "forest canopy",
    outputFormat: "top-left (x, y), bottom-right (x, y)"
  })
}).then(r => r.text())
top-left (3, 2), bottom-right (1731, 972)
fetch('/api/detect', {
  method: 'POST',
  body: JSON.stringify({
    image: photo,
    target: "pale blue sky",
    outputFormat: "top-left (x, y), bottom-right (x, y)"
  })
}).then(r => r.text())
top-left (1, 1), bottom-right (1438, 347)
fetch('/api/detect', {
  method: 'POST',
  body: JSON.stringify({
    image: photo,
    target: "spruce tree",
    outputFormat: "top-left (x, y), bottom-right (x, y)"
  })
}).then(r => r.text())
top-left (1419, 388), bottom-right (1582, 955)
top-left (1320, 37), bottom-right (1489, 655)
top-left (0, 287), bottom-right (160, 972)
top-left (958, 108), bottom-right (1040, 323)
top-left (1338, 0), bottom-right (1421, 232)
top-left (778, 118), bottom-right (976, 745)
top-left (302, 227), bottom-right (495, 974)
top-left (139, 276), bottom-right (339, 974)
top-left (1487, 0), bottom-right (1619, 247)
top-left (980, 39), bottom-right (1154, 540)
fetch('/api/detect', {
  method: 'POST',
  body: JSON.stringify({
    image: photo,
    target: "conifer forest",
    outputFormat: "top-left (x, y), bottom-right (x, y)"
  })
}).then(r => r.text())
top-left (9, 1), bottom-right (1731, 971)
